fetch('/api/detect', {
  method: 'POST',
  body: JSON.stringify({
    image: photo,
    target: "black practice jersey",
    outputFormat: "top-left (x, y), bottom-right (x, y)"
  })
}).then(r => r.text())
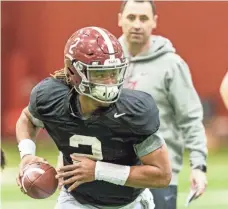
top-left (28, 77), bottom-right (160, 206)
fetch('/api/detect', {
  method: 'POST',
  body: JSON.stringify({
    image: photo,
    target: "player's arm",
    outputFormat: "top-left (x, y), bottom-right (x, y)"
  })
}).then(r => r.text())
top-left (16, 106), bottom-right (42, 142)
top-left (16, 107), bottom-right (48, 191)
top-left (220, 71), bottom-right (228, 109)
top-left (95, 133), bottom-right (171, 189)
top-left (126, 136), bottom-right (171, 188)
top-left (93, 132), bottom-right (171, 189)
top-left (16, 80), bottom-right (47, 160)
top-left (60, 132), bottom-right (171, 191)
top-left (16, 106), bottom-right (44, 159)
top-left (95, 133), bottom-right (171, 188)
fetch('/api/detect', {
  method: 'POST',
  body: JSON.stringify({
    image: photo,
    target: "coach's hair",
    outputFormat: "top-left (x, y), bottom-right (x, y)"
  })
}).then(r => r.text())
top-left (120, 0), bottom-right (156, 15)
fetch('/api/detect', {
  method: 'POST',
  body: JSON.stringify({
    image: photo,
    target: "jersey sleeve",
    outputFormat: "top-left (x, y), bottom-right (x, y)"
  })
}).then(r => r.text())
top-left (28, 77), bottom-right (69, 120)
top-left (28, 81), bottom-right (42, 120)
top-left (133, 131), bottom-right (165, 157)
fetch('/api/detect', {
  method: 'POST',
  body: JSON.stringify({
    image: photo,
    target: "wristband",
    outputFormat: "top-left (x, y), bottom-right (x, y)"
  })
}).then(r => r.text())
top-left (95, 161), bottom-right (130, 186)
top-left (18, 139), bottom-right (36, 159)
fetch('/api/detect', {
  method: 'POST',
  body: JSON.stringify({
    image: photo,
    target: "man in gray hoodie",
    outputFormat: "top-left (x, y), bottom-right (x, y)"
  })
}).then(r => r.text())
top-left (118, 0), bottom-right (208, 209)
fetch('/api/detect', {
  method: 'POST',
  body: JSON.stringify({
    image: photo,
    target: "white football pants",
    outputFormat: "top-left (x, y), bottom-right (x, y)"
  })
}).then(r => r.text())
top-left (54, 188), bottom-right (155, 209)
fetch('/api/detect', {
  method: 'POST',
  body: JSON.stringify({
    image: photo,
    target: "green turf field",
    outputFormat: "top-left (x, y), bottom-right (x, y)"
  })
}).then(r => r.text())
top-left (1, 139), bottom-right (228, 209)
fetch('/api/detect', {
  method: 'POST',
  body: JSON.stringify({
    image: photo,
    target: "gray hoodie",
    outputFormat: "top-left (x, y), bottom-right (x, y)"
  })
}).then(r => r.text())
top-left (119, 35), bottom-right (208, 185)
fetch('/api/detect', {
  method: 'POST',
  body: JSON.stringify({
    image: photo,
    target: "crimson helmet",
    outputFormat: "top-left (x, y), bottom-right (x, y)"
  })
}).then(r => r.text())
top-left (64, 26), bottom-right (128, 103)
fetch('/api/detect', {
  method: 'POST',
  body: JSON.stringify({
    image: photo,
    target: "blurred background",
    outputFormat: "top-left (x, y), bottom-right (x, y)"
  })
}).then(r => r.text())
top-left (1, 1), bottom-right (228, 209)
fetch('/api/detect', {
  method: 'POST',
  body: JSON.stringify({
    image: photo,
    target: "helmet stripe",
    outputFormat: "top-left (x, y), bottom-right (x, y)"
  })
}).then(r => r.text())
top-left (90, 26), bottom-right (115, 60)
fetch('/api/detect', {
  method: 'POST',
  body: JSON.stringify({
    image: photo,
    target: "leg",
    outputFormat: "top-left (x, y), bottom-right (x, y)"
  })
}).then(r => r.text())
top-left (150, 186), bottom-right (177, 209)
top-left (93, 189), bottom-right (155, 209)
top-left (121, 189), bottom-right (155, 209)
top-left (55, 188), bottom-right (155, 209)
top-left (54, 189), bottom-right (95, 209)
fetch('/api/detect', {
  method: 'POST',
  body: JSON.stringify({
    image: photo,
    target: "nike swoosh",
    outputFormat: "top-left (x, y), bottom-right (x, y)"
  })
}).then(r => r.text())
top-left (114, 113), bottom-right (126, 118)
top-left (164, 195), bottom-right (175, 201)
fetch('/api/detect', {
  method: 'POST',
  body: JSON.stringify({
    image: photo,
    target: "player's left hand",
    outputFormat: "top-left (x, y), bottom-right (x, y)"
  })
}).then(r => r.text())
top-left (190, 169), bottom-right (208, 198)
top-left (55, 154), bottom-right (96, 192)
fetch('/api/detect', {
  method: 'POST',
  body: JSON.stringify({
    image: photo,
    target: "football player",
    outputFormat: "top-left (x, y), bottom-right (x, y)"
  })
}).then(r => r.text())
top-left (16, 26), bottom-right (171, 209)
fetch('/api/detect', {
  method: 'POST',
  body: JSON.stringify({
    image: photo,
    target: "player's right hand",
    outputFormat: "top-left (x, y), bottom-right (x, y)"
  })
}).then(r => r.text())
top-left (16, 154), bottom-right (48, 193)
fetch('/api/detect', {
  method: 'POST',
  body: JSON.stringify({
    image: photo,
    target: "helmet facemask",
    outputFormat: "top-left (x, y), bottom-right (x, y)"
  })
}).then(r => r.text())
top-left (71, 59), bottom-right (128, 104)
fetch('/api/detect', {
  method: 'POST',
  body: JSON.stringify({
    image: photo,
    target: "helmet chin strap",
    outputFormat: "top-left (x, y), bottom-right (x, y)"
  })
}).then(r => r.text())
top-left (91, 85), bottom-right (119, 102)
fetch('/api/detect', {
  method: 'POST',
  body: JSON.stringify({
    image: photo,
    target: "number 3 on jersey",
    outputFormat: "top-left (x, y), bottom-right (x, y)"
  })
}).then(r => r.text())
top-left (69, 135), bottom-right (103, 160)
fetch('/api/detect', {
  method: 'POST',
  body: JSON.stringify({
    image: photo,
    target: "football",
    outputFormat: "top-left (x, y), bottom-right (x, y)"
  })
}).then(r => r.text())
top-left (21, 162), bottom-right (58, 199)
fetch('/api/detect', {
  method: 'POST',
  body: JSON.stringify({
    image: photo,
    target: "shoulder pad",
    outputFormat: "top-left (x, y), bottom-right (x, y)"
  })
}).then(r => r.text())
top-left (29, 77), bottom-right (70, 117)
top-left (116, 89), bottom-right (160, 135)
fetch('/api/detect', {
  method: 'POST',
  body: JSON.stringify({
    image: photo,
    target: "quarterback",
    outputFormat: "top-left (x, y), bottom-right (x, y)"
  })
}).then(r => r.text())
top-left (16, 26), bottom-right (171, 209)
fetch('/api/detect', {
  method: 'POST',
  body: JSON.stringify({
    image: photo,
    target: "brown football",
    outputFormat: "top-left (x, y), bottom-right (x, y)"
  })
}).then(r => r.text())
top-left (21, 162), bottom-right (58, 199)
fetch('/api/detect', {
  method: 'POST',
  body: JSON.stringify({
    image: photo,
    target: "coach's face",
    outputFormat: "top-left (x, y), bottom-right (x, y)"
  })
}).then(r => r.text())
top-left (118, 0), bottom-right (157, 45)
